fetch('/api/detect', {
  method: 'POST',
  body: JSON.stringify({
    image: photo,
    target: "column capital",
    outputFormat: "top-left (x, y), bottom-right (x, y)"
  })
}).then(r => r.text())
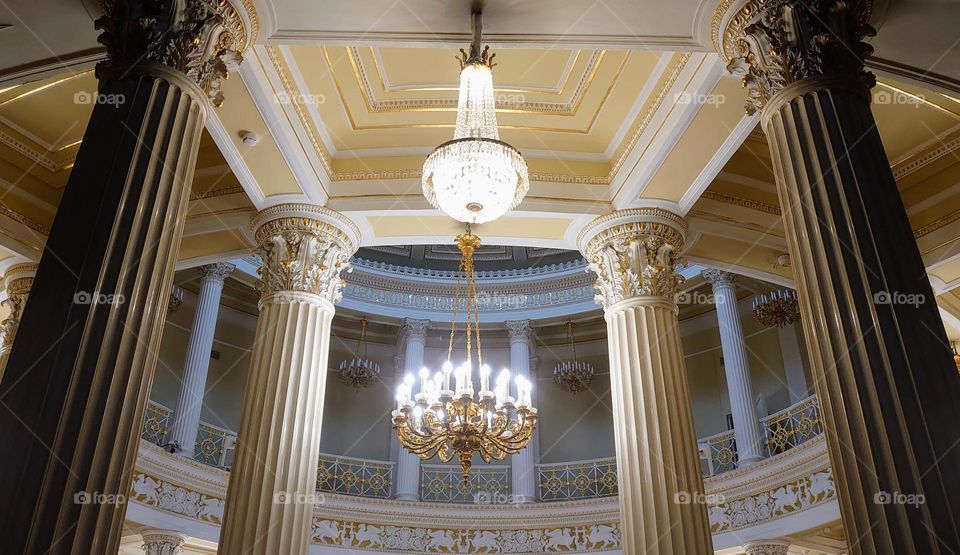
top-left (577, 208), bottom-right (687, 309)
top-left (505, 319), bottom-right (534, 344)
top-left (721, 0), bottom-right (876, 116)
top-left (140, 529), bottom-right (187, 555)
top-left (198, 261), bottom-right (235, 284)
top-left (400, 318), bottom-right (431, 342)
top-left (743, 540), bottom-right (791, 555)
top-left (251, 204), bottom-right (361, 304)
top-left (0, 263), bottom-right (37, 356)
top-left (94, 0), bottom-right (256, 107)
top-left (701, 268), bottom-right (737, 287)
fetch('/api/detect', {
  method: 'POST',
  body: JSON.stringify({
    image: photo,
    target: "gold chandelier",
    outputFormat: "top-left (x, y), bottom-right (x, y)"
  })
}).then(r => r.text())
top-left (338, 317), bottom-right (381, 389)
top-left (554, 319), bottom-right (595, 394)
top-left (393, 227), bottom-right (537, 483)
top-left (752, 289), bottom-right (800, 327)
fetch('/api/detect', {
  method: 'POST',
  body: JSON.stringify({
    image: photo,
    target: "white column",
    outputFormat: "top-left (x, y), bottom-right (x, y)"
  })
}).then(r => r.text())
top-left (219, 204), bottom-right (359, 555)
top-left (140, 530), bottom-right (187, 555)
top-left (703, 269), bottom-right (765, 467)
top-left (579, 209), bottom-right (713, 554)
top-left (778, 324), bottom-right (809, 403)
top-left (168, 262), bottom-right (234, 457)
top-left (505, 319), bottom-right (538, 503)
top-left (395, 318), bottom-right (429, 501)
top-left (744, 540), bottom-right (791, 555)
top-left (0, 263), bottom-right (37, 382)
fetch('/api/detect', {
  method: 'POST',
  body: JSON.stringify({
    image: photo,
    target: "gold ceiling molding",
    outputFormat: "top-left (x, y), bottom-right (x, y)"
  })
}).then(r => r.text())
top-left (347, 47), bottom-right (604, 116)
top-left (688, 209), bottom-right (785, 238)
top-left (370, 48), bottom-right (580, 96)
top-left (0, 202), bottom-right (49, 235)
top-left (0, 128), bottom-right (74, 172)
top-left (320, 46), bottom-right (627, 134)
top-left (700, 191), bottom-right (781, 215)
top-left (189, 184), bottom-right (246, 201)
top-left (914, 209), bottom-right (960, 239)
top-left (608, 52), bottom-right (692, 179)
top-left (893, 134), bottom-right (960, 182)
top-left (329, 168), bottom-right (609, 185)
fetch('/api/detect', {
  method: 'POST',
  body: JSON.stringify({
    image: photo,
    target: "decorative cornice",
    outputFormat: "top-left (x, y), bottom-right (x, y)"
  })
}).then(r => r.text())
top-left (893, 134), bottom-right (960, 182)
top-left (251, 204), bottom-right (359, 303)
top-left (723, 0), bottom-right (876, 115)
top-left (578, 209), bottom-right (688, 308)
top-left (913, 209), bottom-right (960, 239)
top-left (95, 0), bottom-right (248, 107)
top-left (0, 202), bottom-right (50, 235)
top-left (189, 184), bottom-right (245, 201)
top-left (700, 191), bottom-right (782, 215)
top-left (744, 540), bottom-right (791, 555)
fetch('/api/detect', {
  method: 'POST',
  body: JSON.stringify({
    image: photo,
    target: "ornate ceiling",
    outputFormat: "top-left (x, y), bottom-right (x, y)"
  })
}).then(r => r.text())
top-left (1, 0), bottom-right (960, 336)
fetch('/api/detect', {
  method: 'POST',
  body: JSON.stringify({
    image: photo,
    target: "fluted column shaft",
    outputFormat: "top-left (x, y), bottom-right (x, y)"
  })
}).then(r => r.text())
top-left (579, 209), bottom-right (713, 555)
top-left (703, 270), bottom-right (764, 466)
top-left (141, 529), bottom-right (187, 555)
top-left (0, 263), bottom-right (37, 382)
top-left (0, 3), bottom-right (248, 552)
top-left (505, 320), bottom-right (538, 503)
top-left (219, 204), bottom-right (359, 555)
top-left (395, 318), bottom-right (429, 501)
top-left (724, 1), bottom-right (960, 551)
top-left (168, 262), bottom-right (234, 457)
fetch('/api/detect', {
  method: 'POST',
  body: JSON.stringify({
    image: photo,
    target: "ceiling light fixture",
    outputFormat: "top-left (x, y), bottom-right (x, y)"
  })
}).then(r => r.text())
top-left (393, 226), bottom-right (537, 483)
top-left (752, 289), bottom-right (800, 327)
top-left (421, 9), bottom-right (529, 224)
top-left (554, 319), bottom-right (595, 394)
top-left (338, 317), bottom-right (381, 389)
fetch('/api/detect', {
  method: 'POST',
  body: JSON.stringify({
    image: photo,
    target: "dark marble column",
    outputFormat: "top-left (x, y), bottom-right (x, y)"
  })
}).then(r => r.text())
top-left (724, 1), bottom-right (960, 553)
top-left (0, 1), bottom-right (246, 552)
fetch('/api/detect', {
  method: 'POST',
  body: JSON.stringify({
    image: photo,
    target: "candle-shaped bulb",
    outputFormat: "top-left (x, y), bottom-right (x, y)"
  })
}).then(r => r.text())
top-left (480, 364), bottom-right (491, 392)
top-left (404, 373), bottom-right (415, 387)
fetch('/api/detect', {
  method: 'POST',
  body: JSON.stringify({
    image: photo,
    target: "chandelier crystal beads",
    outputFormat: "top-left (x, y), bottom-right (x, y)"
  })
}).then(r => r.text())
top-left (752, 289), bottom-right (800, 327)
top-left (338, 317), bottom-right (381, 389)
top-left (421, 11), bottom-right (529, 224)
top-left (393, 228), bottom-right (537, 483)
top-left (554, 320), bottom-right (595, 394)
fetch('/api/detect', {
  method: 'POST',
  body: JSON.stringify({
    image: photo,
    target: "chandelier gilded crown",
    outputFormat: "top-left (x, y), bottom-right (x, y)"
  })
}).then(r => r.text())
top-left (554, 319), bottom-right (595, 394)
top-left (393, 227), bottom-right (537, 483)
top-left (421, 10), bottom-right (529, 224)
top-left (338, 317), bottom-right (381, 389)
top-left (752, 289), bottom-right (800, 327)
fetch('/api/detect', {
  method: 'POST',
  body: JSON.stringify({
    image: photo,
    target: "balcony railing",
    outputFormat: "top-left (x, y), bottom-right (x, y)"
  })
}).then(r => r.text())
top-left (419, 464), bottom-right (510, 504)
top-left (536, 457), bottom-right (618, 501)
top-left (317, 454), bottom-right (394, 499)
top-left (140, 395), bottom-right (824, 502)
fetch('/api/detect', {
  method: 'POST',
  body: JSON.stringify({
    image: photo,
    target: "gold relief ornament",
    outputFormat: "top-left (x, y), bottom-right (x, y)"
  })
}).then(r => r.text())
top-left (724, 0), bottom-right (877, 115)
top-left (0, 263), bottom-right (37, 356)
top-left (578, 209), bottom-right (688, 309)
top-left (95, 0), bottom-right (251, 106)
top-left (251, 204), bottom-right (360, 304)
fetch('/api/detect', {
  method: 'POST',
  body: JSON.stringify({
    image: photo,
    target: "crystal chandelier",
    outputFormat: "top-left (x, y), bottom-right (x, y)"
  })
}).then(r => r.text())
top-left (554, 319), bottom-right (595, 394)
top-left (752, 289), bottom-right (800, 327)
top-left (393, 227), bottom-right (537, 482)
top-left (338, 317), bottom-right (381, 389)
top-left (421, 10), bottom-right (529, 224)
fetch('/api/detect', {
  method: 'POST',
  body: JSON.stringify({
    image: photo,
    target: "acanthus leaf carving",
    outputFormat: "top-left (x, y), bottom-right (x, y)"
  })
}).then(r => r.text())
top-left (95, 0), bottom-right (247, 107)
top-left (725, 0), bottom-right (876, 115)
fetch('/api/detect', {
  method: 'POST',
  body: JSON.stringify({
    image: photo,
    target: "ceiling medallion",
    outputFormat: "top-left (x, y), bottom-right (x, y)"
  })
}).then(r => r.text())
top-left (393, 226), bottom-right (538, 483)
top-left (554, 319), bottom-right (595, 394)
top-left (421, 9), bottom-right (529, 224)
top-left (752, 289), bottom-right (800, 327)
top-left (338, 317), bottom-right (381, 389)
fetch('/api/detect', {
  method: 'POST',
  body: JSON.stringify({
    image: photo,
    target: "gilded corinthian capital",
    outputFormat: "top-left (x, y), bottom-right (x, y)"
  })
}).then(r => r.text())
top-left (721, 0), bottom-right (876, 115)
top-left (251, 204), bottom-right (361, 304)
top-left (95, 0), bottom-right (255, 106)
top-left (577, 209), bottom-right (687, 309)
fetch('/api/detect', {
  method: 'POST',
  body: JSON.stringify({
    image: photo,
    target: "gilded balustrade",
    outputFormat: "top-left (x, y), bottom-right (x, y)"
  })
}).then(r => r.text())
top-left (536, 457), bottom-right (618, 501)
top-left (420, 464), bottom-right (510, 504)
